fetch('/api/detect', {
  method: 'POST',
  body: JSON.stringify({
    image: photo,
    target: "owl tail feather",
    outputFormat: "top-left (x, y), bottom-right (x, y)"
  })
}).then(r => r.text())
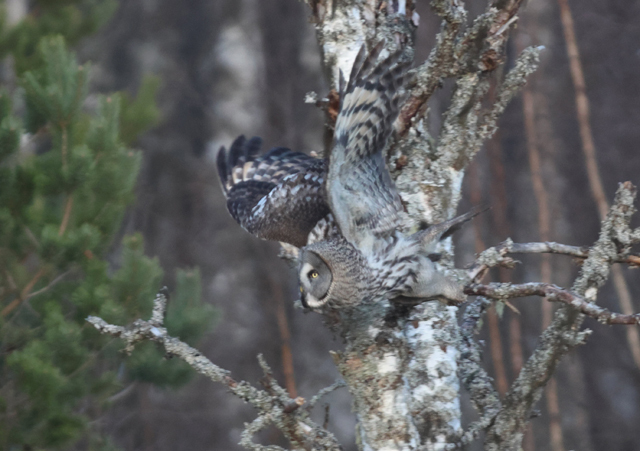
top-left (414, 206), bottom-right (489, 251)
top-left (334, 42), bottom-right (411, 160)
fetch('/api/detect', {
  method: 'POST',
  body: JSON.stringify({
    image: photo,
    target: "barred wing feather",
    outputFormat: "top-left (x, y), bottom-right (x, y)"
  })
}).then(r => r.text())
top-left (327, 43), bottom-right (411, 249)
top-left (217, 135), bottom-right (329, 247)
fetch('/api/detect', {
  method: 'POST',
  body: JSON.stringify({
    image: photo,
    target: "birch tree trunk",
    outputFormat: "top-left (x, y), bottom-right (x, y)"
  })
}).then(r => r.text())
top-left (308, 1), bottom-right (531, 448)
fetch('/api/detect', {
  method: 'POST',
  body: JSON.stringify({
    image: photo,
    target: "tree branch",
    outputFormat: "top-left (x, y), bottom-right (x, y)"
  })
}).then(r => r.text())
top-left (482, 181), bottom-right (638, 450)
top-left (466, 282), bottom-right (640, 326)
top-left (455, 297), bottom-right (502, 448)
top-left (306, 380), bottom-right (346, 411)
top-left (468, 239), bottom-right (640, 282)
top-left (87, 289), bottom-right (342, 451)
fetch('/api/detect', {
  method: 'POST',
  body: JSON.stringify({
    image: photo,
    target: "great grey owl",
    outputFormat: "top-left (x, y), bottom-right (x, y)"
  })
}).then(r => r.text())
top-left (217, 43), bottom-right (475, 311)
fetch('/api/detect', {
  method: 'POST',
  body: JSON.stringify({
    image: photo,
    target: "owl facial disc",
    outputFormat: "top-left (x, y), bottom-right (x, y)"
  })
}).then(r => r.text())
top-left (299, 251), bottom-right (332, 309)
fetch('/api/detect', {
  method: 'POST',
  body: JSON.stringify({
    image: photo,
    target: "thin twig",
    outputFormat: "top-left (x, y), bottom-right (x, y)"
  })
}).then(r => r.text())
top-left (1, 267), bottom-right (47, 317)
top-left (306, 380), bottom-right (346, 410)
top-left (468, 240), bottom-right (640, 282)
top-left (25, 269), bottom-right (74, 301)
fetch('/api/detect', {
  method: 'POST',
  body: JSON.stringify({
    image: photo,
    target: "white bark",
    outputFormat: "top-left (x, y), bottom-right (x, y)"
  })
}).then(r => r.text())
top-left (309, 0), bottom-right (535, 448)
top-left (311, 1), bottom-right (464, 448)
top-left (6, 0), bottom-right (27, 25)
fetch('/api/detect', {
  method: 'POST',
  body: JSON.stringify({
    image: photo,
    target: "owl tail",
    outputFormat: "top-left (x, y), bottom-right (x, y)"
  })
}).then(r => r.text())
top-left (333, 42), bottom-right (411, 160)
top-left (414, 206), bottom-right (489, 253)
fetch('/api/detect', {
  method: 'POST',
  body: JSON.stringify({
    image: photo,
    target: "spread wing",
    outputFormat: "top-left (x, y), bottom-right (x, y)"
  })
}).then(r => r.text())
top-left (326, 43), bottom-right (411, 250)
top-left (217, 135), bottom-right (329, 248)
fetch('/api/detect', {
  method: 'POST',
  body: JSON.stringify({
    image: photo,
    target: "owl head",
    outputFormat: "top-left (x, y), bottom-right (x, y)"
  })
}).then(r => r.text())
top-left (298, 238), bottom-right (372, 310)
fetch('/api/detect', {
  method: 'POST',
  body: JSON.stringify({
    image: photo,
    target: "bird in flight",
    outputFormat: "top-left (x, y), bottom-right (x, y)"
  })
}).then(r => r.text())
top-left (217, 43), bottom-right (476, 311)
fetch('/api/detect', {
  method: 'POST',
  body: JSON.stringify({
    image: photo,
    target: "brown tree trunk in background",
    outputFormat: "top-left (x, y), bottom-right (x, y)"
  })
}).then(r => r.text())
top-left (522, 75), bottom-right (565, 451)
top-left (469, 160), bottom-right (509, 397)
top-left (486, 132), bottom-right (534, 451)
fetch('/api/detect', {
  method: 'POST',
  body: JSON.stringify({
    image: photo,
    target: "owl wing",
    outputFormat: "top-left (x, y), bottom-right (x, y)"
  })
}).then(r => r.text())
top-left (217, 135), bottom-right (330, 248)
top-left (326, 43), bottom-right (411, 250)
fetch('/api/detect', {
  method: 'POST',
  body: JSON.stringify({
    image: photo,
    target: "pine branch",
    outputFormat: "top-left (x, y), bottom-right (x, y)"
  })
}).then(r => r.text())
top-left (1, 267), bottom-right (47, 318)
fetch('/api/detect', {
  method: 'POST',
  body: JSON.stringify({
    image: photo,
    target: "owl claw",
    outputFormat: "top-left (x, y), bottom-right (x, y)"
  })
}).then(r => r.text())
top-left (402, 263), bottom-right (466, 306)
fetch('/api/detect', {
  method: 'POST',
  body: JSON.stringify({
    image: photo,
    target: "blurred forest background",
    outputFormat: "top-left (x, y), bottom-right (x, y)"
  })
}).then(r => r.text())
top-left (1, 0), bottom-right (639, 450)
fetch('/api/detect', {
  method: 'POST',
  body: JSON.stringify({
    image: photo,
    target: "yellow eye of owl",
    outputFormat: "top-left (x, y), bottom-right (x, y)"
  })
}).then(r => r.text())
top-left (310, 270), bottom-right (319, 279)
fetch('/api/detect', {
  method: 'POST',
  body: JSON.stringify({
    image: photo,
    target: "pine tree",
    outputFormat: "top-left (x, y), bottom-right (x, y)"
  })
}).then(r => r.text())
top-left (0, 9), bottom-right (215, 450)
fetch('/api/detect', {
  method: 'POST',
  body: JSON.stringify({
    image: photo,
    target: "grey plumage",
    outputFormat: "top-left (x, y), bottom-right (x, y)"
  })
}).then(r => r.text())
top-left (217, 43), bottom-right (477, 311)
top-left (328, 42), bottom-right (409, 248)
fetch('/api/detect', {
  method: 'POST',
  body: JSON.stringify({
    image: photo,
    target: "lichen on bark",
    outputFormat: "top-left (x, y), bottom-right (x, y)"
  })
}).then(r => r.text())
top-left (308, 1), bottom-right (537, 449)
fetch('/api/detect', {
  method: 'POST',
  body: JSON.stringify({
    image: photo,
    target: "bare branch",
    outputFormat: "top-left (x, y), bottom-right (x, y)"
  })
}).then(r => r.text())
top-left (466, 282), bottom-right (640, 326)
top-left (468, 239), bottom-right (640, 282)
top-left (483, 181), bottom-right (638, 449)
top-left (24, 268), bottom-right (76, 301)
top-left (306, 380), bottom-right (346, 410)
top-left (87, 288), bottom-right (342, 451)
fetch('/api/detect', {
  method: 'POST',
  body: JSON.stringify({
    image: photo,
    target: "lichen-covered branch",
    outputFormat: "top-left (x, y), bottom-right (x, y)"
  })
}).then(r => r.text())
top-left (454, 297), bottom-right (501, 448)
top-left (398, 0), bottom-right (528, 138)
top-left (394, 21), bottom-right (539, 230)
top-left (467, 239), bottom-right (640, 281)
top-left (482, 182), bottom-right (638, 450)
top-left (88, 290), bottom-right (342, 451)
top-left (85, 1), bottom-right (636, 449)
top-left (466, 282), bottom-right (640, 325)
top-left (454, 184), bottom-right (639, 449)
top-left (397, 0), bottom-right (467, 135)
top-left (478, 46), bottom-right (543, 142)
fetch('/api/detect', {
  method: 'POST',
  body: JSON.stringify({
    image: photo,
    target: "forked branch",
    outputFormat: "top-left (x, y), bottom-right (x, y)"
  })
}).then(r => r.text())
top-left (478, 181), bottom-right (638, 449)
top-left (87, 290), bottom-right (343, 451)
